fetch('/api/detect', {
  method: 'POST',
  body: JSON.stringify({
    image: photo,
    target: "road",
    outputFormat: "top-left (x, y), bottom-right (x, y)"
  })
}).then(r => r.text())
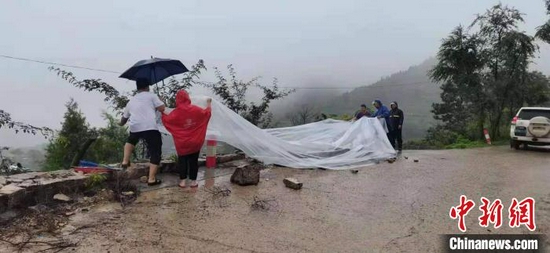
top-left (50, 146), bottom-right (550, 252)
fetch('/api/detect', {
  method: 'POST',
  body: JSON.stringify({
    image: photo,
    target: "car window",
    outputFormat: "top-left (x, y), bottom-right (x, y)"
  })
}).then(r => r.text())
top-left (518, 109), bottom-right (550, 120)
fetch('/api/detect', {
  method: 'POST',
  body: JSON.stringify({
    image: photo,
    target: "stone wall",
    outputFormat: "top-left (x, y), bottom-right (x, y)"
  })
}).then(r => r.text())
top-left (0, 170), bottom-right (87, 213)
top-left (0, 153), bottom-right (247, 213)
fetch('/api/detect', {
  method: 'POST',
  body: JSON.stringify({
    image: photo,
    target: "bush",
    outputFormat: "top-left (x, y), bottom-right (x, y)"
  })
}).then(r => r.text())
top-left (85, 173), bottom-right (107, 191)
top-left (44, 99), bottom-right (95, 171)
top-left (403, 139), bottom-right (440, 150)
top-left (405, 126), bottom-right (478, 150)
top-left (324, 113), bottom-right (353, 121)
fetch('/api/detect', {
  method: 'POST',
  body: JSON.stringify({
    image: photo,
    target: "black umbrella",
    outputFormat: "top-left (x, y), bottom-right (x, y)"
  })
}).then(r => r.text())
top-left (119, 57), bottom-right (189, 85)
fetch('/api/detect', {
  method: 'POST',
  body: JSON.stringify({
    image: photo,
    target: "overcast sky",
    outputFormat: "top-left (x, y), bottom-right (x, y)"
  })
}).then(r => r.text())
top-left (1, 0), bottom-right (550, 147)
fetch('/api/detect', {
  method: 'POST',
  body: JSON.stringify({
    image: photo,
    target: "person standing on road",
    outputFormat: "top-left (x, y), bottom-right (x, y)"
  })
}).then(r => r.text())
top-left (389, 101), bottom-right (404, 151)
top-left (351, 104), bottom-right (371, 122)
top-left (119, 78), bottom-right (165, 186)
top-left (161, 90), bottom-right (212, 189)
top-left (371, 99), bottom-right (391, 134)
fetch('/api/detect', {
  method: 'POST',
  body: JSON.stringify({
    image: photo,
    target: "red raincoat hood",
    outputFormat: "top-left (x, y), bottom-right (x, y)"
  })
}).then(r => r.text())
top-left (162, 91), bottom-right (212, 156)
top-left (176, 90), bottom-right (191, 107)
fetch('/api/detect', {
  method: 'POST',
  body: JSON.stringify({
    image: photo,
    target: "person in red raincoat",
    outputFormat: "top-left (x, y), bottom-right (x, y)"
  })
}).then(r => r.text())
top-left (162, 90), bottom-right (212, 188)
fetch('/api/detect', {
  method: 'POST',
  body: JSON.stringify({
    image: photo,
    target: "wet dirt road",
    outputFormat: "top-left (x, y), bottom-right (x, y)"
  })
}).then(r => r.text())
top-left (47, 146), bottom-right (550, 252)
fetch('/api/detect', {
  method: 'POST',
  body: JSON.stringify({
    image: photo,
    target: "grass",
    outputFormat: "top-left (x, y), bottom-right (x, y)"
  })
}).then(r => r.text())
top-left (404, 138), bottom-right (508, 150)
top-left (444, 139), bottom-right (508, 149)
top-left (84, 173), bottom-right (107, 190)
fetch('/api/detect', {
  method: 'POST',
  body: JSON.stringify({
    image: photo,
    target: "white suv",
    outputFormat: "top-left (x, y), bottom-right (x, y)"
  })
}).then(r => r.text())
top-left (510, 107), bottom-right (550, 149)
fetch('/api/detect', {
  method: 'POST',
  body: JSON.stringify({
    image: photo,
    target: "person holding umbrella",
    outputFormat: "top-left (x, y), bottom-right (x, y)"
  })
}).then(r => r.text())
top-left (119, 78), bottom-right (165, 186)
top-left (118, 57), bottom-right (189, 186)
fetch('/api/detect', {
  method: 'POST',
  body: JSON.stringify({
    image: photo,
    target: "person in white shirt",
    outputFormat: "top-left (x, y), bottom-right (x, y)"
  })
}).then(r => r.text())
top-left (119, 79), bottom-right (166, 186)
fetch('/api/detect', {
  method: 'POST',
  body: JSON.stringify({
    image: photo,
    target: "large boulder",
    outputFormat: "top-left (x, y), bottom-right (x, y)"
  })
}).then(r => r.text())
top-left (230, 164), bottom-right (261, 186)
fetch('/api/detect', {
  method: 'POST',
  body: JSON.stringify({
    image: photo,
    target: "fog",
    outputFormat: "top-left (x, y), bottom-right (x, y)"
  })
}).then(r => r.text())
top-left (1, 0), bottom-right (550, 147)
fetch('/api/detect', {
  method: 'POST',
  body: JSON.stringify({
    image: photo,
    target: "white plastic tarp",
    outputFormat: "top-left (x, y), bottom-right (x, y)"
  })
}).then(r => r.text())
top-left (159, 96), bottom-right (396, 170)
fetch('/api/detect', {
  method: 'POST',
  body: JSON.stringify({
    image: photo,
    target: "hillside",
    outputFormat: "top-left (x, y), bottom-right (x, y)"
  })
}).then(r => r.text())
top-left (322, 58), bottom-right (440, 139)
top-left (272, 58), bottom-right (441, 139)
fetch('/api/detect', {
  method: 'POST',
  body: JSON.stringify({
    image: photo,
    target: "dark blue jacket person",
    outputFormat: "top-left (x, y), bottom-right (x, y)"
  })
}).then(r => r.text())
top-left (371, 99), bottom-right (390, 126)
top-left (371, 99), bottom-right (392, 144)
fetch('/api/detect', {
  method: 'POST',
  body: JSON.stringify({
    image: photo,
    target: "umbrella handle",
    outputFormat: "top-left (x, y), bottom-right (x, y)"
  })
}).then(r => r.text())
top-left (152, 65), bottom-right (163, 101)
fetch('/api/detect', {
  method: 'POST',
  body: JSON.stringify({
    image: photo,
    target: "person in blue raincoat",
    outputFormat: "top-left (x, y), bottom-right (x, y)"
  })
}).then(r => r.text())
top-left (371, 99), bottom-right (392, 142)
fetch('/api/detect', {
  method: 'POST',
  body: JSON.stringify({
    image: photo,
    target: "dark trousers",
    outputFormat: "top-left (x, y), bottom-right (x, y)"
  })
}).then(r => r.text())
top-left (177, 152), bottom-right (200, 180)
top-left (127, 130), bottom-right (162, 165)
top-left (389, 129), bottom-right (403, 150)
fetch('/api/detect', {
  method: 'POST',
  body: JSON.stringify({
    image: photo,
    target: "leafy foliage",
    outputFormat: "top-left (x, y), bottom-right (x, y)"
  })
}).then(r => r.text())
top-left (43, 100), bottom-right (130, 171)
top-left (0, 110), bottom-right (53, 138)
top-left (536, 21), bottom-right (550, 43)
top-left (50, 60), bottom-right (293, 128)
top-left (536, 0), bottom-right (550, 43)
top-left (50, 60), bottom-right (208, 111)
top-left (429, 26), bottom-right (484, 136)
top-left (46, 60), bottom-right (292, 168)
top-left (152, 59), bottom-right (207, 108)
top-left (85, 173), bottom-right (107, 190)
top-left (49, 67), bottom-right (130, 112)
top-left (86, 113), bottom-right (129, 164)
top-left (44, 99), bottom-right (96, 171)
top-left (428, 3), bottom-right (550, 143)
top-left (204, 65), bottom-right (294, 127)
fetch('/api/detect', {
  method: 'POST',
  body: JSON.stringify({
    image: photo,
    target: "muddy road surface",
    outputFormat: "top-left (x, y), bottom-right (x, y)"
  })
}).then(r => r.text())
top-left (4, 146), bottom-right (549, 252)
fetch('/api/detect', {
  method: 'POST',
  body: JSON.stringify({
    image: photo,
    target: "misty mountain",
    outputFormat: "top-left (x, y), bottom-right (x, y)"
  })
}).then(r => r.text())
top-left (325, 58), bottom-right (440, 139)
top-left (273, 58), bottom-right (441, 140)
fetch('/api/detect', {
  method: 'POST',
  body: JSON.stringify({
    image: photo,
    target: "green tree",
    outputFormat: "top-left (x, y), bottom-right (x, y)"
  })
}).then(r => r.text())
top-left (87, 113), bottom-right (129, 164)
top-left (523, 72), bottom-right (550, 106)
top-left (430, 4), bottom-right (547, 141)
top-left (472, 4), bottom-right (538, 137)
top-left (44, 99), bottom-right (95, 171)
top-left (536, 0), bottom-right (550, 43)
top-left (429, 26), bottom-right (485, 137)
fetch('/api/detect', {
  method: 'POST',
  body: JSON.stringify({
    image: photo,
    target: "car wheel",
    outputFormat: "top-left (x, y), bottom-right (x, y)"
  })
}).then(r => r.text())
top-left (511, 140), bottom-right (521, 150)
